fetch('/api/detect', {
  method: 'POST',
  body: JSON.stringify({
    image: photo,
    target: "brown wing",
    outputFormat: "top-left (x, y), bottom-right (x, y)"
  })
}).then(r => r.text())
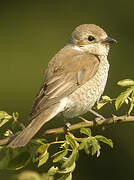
top-left (30, 46), bottom-right (100, 118)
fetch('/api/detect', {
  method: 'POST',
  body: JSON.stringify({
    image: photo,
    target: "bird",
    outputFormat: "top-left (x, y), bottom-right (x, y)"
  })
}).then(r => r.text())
top-left (8, 24), bottom-right (117, 148)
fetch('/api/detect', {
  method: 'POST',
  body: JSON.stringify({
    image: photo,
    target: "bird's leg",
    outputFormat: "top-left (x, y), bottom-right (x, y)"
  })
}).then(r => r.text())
top-left (88, 109), bottom-right (105, 123)
top-left (63, 117), bottom-right (71, 134)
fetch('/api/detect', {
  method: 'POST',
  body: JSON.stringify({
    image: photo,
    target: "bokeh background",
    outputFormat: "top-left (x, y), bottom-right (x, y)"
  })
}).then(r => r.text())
top-left (0, 0), bottom-right (134, 179)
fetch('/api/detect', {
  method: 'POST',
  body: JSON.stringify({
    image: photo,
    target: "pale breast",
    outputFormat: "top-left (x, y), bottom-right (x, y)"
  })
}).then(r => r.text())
top-left (63, 56), bottom-right (109, 118)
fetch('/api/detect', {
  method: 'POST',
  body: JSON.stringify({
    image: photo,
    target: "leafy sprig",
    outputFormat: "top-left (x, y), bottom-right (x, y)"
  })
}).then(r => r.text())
top-left (96, 79), bottom-right (134, 115)
top-left (115, 79), bottom-right (134, 115)
top-left (0, 111), bottom-right (113, 180)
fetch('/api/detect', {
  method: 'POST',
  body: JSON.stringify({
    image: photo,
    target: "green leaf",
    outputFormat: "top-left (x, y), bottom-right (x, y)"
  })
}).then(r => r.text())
top-left (96, 101), bottom-right (108, 110)
top-left (36, 144), bottom-right (50, 167)
top-left (96, 147), bottom-right (100, 157)
top-left (101, 95), bottom-right (111, 101)
top-left (124, 98), bottom-right (129, 104)
top-left (53, 149), bottom-right (68, 163)
top-left (36, 143), bottom-right (49, 161)
top-left (79, 138), bottom-right (91, 153)
top-left (58, 162), bottom-right (76, 174)
top-left (57, 157), bottom-right (68, 165)
top-left (38, 152), bottom-right (49, 167)
top-left (96, 95), bottom-right (111, 110)
top-left (117, 79), bottom-right (134, 87)
top-left (95, 135), bottom-right (113, 148)
top-left (128, 102), bottom-right (134, 115)
top-left (7, 150), bottom-right (31, 170)
top-left (37, 144), bottom-right (50, 155)
top-left (84, 142), bottom-right (91, 155)
top-left (62, 149), bottom-right (78, 169)
top-left (79, 137), bottom-right (101, 156)
top-left (90, 138), bottom-right (100, 157)
top-left (12, 112), bottom-right (19, 121)
top-left (78, 140), bottom-right (87, 151)
top-left (57, 173), bottom-right (72, 180)
top-left (128, 91), bottom-right (134, 115)
top-left (48, 166), bottom-right (59, 176)
top-left (4, 129), bottom-right (13, 137)
top-left (0, 111), bottom-right (12, 128)
top-left (79, 138), bottom-right (92, 155)
top-left (80, 128), bottom-right (91, 136)
top-left (115, 86), bottom-right (134, 110)
top-left (65, 134), bottom-right (76, 149)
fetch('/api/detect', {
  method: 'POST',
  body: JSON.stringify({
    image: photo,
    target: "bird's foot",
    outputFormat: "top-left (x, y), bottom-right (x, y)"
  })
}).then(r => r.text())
top-left (63, 122), bottom-right (71, 134)
top-left (88, 109), bottom-right (105, 123)
top-left (95, 115), bottom-right (105, 123)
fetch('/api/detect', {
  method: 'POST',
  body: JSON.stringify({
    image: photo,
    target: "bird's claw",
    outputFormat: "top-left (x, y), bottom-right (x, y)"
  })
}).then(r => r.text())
top-left (94, 115), bottom-right (105, 123)
top-left (64, 122), bottom-right (71, 134)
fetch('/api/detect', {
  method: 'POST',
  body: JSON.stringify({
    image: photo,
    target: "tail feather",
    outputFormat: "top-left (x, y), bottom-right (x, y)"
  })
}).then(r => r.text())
top-left (8, 103), bottom-right (60, 148)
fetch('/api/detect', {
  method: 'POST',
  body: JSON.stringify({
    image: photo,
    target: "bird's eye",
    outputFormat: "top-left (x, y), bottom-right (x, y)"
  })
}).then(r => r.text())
top-left (88, 35), bottom-right (95, 41)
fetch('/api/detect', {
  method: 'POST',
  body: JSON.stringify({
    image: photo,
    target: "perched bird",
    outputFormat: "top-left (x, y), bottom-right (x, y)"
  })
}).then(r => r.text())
top-left (8, 24), bottom-right (116, 148)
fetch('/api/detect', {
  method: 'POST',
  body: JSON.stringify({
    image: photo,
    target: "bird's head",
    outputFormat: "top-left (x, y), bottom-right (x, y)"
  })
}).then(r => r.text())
top-left (69, 24), bottom-right (117, 56)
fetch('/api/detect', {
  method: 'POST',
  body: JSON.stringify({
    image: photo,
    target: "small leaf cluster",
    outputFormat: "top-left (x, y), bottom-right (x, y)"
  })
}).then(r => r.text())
top-left (0, 111), bottom-right (12, 128)
top-left (0, 112), bottom-right (113, 180)
top-left (35, 129), bottom-right (113, 180)
top-left (79, 128), bottom-right (113, 157)
top-left (96, 95), bottom-right (114, 110)
top-left (96, 79), bottom-right (134, 115)
top-left (115, 79), bottom-right (134, 115)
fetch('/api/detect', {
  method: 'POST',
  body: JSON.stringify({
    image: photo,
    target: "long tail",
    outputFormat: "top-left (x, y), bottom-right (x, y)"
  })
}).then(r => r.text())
top-left (8, 103), bottom-right (61, 148)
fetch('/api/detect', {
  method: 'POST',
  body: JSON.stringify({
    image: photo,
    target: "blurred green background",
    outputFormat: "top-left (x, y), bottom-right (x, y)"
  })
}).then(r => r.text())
top-left (0, 0), bottom-right (134, 179)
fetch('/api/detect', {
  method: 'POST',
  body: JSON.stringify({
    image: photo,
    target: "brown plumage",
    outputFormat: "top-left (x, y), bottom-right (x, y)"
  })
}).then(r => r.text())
top-left (8, 24), bottom-right (116, 148)
top-left (30, 47), bottom-right (99, 118)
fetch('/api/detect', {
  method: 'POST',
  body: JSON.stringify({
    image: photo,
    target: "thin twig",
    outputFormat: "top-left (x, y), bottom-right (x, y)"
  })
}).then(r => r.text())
top-left (38, 114), bottom-right (132, 136)
top-left (0, 114), bottom-right (133, 146)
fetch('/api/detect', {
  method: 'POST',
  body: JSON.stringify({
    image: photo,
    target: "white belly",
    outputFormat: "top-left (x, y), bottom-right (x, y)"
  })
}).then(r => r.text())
top-left (63, 56), bottom-right (109, 118)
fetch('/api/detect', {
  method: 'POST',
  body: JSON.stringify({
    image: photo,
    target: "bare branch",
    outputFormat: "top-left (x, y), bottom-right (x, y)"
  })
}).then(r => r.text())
top-left (38, 114), bottom-right (133, 136)
top-left (0, 114), bottom-right (133, 146)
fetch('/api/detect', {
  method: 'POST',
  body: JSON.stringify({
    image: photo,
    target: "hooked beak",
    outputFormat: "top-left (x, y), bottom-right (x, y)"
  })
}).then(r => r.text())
top-left (102, 37), bottom-right (117, 44)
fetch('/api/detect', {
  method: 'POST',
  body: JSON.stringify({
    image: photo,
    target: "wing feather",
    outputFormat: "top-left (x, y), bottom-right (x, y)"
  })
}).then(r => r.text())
top-left (30, 46), bottom-right (100, 118)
